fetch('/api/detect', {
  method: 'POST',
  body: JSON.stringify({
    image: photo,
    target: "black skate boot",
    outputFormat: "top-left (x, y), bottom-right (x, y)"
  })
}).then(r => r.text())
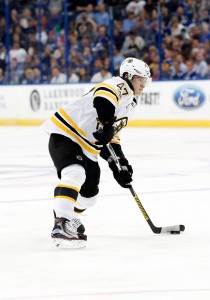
top-left (51, 212), bottom-right (87, 249)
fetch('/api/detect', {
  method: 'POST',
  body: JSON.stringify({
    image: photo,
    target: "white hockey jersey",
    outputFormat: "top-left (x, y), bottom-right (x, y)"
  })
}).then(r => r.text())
top-left (41, 76), bottom-right (137, 162)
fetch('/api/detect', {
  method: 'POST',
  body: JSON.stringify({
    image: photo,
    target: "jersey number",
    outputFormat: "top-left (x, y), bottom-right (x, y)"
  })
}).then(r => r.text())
top-left (117, 83), bottom-right (128, 96)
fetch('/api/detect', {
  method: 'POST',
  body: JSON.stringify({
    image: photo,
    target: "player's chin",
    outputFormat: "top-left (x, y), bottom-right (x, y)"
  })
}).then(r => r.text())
top-left (135, 90), bottom-right (143, 96)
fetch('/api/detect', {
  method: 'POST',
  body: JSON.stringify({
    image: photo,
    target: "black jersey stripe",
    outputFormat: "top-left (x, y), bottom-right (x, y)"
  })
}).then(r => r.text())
top-left (94, 87), bottom-right (119, 102)
top-left (54, 112), bottom-right (101, 151)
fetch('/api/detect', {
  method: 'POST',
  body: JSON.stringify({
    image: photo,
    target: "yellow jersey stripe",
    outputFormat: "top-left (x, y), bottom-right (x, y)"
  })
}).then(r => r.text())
top-left (50, 116), bottom-right (99, 155)
top-left (111, 139), bottom-right (120, 144)
top-left (94, 91), bottom-right (118, 105)
top-left (56, 184), bottom-right (79, 193)
top-left (54, 195), bottom-right (76, 203)
top-left (58, 108), bottom-right (87, 138)
top-left (95, 83), bottom-right (119, 100)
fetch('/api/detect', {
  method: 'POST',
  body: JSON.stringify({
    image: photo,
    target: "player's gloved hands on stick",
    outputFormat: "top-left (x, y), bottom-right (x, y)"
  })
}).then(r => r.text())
top-left (108, 157), bottom-right (133, 188)
top-left (93, 117), bottom-right (116, 145)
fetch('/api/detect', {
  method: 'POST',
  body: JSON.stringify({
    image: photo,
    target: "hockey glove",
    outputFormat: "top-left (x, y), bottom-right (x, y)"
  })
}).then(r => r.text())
top-left (93, 117), bottom-right (116, 145)
top-left (108, 157), bottom-right (133, 188)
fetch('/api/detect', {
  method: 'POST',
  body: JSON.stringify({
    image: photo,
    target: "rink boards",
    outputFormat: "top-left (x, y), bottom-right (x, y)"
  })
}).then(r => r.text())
top-left (0, 80), bottom-right (210, 127)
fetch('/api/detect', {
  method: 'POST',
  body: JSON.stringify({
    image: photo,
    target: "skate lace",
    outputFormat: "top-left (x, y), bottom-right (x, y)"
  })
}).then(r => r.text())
top-left (65, 218), bottom-right (82, 233)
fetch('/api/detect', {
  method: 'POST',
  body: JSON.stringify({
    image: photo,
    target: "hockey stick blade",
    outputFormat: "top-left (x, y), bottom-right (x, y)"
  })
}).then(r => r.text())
top-left (130, 186), bottom-right (185, 234)
top-left (160, 224), bottom-right (185, 234)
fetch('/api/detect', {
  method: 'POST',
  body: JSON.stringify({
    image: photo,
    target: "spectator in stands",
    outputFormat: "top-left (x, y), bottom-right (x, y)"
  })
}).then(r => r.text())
top-left (0, 42), bottom-right (6, 72)
top-left (194, 51), bottom-right (209, 78)
top-left (162, 6), bottom-right (171, 30)
top-left (10, 57), bottom-right (24, 84)
top-left (86, 4), bottom-right (95, 20)
top-left (87, 20), bottom-right (99, 42)
top-left (68, 68), bottom-right (80, 83)
top-left (50, 66), bottom-right (67, 83)
top-left (0, 16), bottom-right (6, 44)
top-left (50, 55), bottom-right (58, 69)
top-left (21, 68), bottom-right (34, 84)
top-left (94, 2), bottom-right (109, 27)
top-left (46, 30), bottom-right (57, 52)
top-left (150, 63), bottom-right (159, 81)
top-left (19, 7), bottom-right (33, 32)
top-left (75, 11), bottom-right (97, 40)
top-left (42, 46), bottom-right (52, 78)
top-left (204, 41), bottom-right (210, 64)
top-left (82, 46), bottom-right (94, 74)
top-left (33, 55), bottom-right (40, 70)
top-left (161, 48), bottom-right (174, 80)
top-left (122, 30), bottom-right (145, 58)
top-left (69, 49), bottom-right (84, 73)
top-left (10, 42), bottom-right (27, 65)
top-left (122, 11), bottom-right (136, 34)
top-left (125, 0), bottom-right (146, 17)
top-left (113, 20), bottom-right (125, 50)
top-left (10, 9), bottom-right (19, 28)
top-left (33, 67), bottom-right (40, 84)
top-left (113, 47), bottom-right (125, 75)
top-left (171, 59), bottom-right (187, 80)
top-left (135, 16), bottom-right (156, 47)
top-left (183, 0), bottom-right (195, 26)
top-left (176, 53), bottom-right (188, 73)
top-left (184, 58), bottom-right (198, 80)
top-left (48, 0), bottom-right (63, 14)
top-left (199, 23), bottom-right (210, 44)
top-left (92, 25), bottom-right (109, 57)
top-left (170, 16), bottom-right (186, 37)
top-left (78, 35), bottom-right (91, 53)
top-left (33, 67), bottom-right (48, 84)
top-left (78, 67), bottom-right (90, 82)
top-left (201, 8), bottom-right (210, 24)
top-left (68, 31), bottom-right (79, 52)
top-left (0, 67), bottom-right (4, 84)
top-left (91, 58), bottom-right (103, 76)
top-left (90, 67), bottom-right (112, 83)
top-left (46, 5), bottom-right (63, 33)
top-left (23, 54), bottom-right (34, 70)
top-left (145, 45), bottom-right (159, 65)
top-left (176, 6), bottom-right (191, 27)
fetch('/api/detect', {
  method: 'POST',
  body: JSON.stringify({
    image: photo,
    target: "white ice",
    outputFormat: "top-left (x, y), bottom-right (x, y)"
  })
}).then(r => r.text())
top-left (0, 126), bottom-right (210, 300)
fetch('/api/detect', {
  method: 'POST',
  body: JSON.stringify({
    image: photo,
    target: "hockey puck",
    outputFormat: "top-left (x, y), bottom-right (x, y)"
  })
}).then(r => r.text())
top-left (170, 231), bottom-right (180, 234)
top-left (180, 225), bottom-right (185, 231)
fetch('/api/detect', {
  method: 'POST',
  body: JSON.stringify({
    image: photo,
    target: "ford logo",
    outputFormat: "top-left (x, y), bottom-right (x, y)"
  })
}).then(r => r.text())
top-left (174, 85), bottom-right (205, 109)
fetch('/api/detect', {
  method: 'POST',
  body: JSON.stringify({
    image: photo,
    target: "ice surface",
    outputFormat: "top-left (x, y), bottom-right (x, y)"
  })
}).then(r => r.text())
top-left (0, 126), bottom-right (210, 300)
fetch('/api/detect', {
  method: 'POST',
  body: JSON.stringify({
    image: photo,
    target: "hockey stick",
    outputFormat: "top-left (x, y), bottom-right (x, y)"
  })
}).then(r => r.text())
top-left (107, 143), bottom-right (185, 234)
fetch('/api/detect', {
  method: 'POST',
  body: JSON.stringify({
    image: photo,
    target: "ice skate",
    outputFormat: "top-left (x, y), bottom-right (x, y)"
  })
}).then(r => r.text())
top-left (51, 213), bottom-right (87, 249)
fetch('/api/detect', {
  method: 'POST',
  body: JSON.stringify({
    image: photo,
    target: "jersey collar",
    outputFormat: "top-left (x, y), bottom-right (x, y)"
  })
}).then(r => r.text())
top-left (120, 77), bottom-right (134, 92)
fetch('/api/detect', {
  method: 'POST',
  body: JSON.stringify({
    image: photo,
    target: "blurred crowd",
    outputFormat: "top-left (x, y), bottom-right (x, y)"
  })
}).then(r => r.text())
top-left (0, 0), bottom-right (209, 84)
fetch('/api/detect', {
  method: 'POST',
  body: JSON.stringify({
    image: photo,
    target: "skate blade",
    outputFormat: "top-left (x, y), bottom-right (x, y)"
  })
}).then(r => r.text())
top-left (52, 238), bottom-right (86, 249)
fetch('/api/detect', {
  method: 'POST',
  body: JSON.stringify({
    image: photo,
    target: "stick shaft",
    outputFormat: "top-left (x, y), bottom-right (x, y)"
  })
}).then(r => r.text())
top-left (106, 144), bottom-right (161, 233)
top-left (129, 186), bottom-right (161, 233)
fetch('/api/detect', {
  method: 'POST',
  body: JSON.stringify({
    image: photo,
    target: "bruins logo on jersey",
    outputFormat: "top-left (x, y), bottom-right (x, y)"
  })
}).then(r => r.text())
top-left (114, 117), bottom-right (128, 134)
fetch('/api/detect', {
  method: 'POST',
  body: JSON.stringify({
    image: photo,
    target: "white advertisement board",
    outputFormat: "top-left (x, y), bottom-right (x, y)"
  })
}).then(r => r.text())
top-left (0, 80), bottom-right (210, 126)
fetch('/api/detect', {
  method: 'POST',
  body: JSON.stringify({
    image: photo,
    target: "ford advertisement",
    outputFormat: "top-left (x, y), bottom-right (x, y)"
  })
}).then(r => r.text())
top-left (174, 85), bottom-right (205, 109)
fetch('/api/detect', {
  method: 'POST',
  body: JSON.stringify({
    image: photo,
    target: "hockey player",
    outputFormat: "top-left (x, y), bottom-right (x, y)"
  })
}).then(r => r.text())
top-left (42, 57), bottom-right (151, 248)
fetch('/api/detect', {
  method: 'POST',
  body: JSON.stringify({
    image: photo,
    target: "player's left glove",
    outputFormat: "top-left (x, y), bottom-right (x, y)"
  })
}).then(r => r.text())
top-left (108, 157), bottom-right (133, 188)
top-left (93, 117), bottom-right (116, 145)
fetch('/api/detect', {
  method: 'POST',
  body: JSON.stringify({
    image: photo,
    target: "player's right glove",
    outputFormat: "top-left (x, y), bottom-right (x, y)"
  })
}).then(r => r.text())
top-left (108, 157), bottom-right (133, 188)
top-left (93, 117), bottom-right (116, 145)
